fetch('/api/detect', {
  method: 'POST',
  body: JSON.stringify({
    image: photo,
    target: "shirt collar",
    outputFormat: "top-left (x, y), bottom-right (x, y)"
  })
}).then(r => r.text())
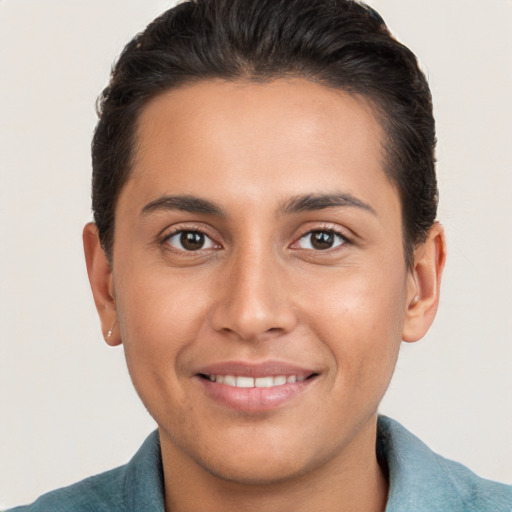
top-left (123, 418), bottom-right (469, 512)
top-left (124, 430), bottom-right (165, 511)
top-left (378, 416), bottom-right (465, 512)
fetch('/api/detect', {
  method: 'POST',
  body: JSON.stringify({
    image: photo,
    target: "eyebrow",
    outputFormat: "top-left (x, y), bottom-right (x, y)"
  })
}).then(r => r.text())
top-left (141, 195), bottom-right (225, 217)
top-left (280, 193), bottom-right (376, 216)
top-left (141, 192), bottom-right (376, 218)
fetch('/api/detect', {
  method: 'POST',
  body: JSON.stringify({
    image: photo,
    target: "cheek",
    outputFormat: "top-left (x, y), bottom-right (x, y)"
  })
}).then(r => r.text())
top-left (113, 267), bottom-right (211, 393)
top-left (303, 263), bottom-right (407, 386)
top-left (116, 264), bottom-right (207, 338)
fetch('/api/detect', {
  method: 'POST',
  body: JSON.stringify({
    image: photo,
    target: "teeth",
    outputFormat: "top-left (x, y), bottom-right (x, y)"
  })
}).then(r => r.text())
top-left (254, 376), bottom-right (274, 388)
top-left (207, 374), bottom-right (307, 388)
top-left (236, 376), bottom-right (254, 388)
top-left (223, 375), bottom-right (236, 386)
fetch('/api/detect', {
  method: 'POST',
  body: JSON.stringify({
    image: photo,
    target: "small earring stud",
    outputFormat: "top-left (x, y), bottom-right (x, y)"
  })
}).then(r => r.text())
top-left (107, 321), bottom-right (117, 339)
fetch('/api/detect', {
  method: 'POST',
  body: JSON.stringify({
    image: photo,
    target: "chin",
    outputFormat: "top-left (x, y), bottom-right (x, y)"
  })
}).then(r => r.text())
top-left (185, 427), bottom-right (338, 487)
top-left (199, 452), bottom-right (313, 486)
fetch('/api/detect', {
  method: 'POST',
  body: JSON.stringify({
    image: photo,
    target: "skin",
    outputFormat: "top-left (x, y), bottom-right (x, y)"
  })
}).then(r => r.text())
top-left (84, 79), bottom-right (446, 512)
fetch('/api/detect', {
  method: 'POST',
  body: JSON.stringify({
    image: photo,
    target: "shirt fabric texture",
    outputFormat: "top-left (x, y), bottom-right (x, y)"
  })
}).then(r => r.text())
top-left (7, 416), bottom-right (512, 511)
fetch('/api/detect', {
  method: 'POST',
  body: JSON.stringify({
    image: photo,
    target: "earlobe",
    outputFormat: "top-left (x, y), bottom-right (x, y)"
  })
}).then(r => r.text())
top-left (83, 223), bottom-right (121, 346)
top-left (402, 223), bottom-right (446, 343)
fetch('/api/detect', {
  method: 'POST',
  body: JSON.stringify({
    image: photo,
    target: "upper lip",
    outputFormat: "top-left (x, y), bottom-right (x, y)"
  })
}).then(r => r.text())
top-left (195, 360), bottom-right (319, 379)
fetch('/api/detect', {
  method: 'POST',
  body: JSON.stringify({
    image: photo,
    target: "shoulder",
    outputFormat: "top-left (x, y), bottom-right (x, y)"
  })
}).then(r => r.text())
top-left (5, 431), bottom-right (164, 512)
top-left (5, 465), bottom-right (127, 512)
top-left (379, 416), bottom-right (512, 512)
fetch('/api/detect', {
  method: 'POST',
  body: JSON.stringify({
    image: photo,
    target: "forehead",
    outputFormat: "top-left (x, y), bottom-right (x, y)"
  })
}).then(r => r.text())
top-left (122, 78), bottom-right (397, 218)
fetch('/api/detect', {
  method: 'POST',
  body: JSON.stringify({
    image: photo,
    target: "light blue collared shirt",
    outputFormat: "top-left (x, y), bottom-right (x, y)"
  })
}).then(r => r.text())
top-left (7, 416), bottom-right (512, 511)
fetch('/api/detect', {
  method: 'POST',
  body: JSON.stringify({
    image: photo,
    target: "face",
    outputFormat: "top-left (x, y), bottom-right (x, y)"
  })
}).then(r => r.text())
top-left (86, 79), bottom-right (441, 485)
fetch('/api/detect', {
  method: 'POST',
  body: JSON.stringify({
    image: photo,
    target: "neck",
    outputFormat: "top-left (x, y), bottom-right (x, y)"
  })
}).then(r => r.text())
top-left (160, 418), bottom-right (388, 512)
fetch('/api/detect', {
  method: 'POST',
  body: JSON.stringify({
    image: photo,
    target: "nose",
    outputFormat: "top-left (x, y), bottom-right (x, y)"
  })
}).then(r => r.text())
top-left (210, 246), bottom-right (298, 341)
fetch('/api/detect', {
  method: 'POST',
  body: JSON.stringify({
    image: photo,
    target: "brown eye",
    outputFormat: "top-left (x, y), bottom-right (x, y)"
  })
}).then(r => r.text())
top-left (181, 232), bottom-right (204, 250)
top-left (297, 230), bottom-right (346, 250)
top-left (165, 230), bottom-right (216, 251)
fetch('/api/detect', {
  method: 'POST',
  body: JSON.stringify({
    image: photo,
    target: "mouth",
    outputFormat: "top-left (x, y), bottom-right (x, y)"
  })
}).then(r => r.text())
top-left (195, 361), bottom-right (320, 412)
top-left (198, 373), bottom-right (316, 388)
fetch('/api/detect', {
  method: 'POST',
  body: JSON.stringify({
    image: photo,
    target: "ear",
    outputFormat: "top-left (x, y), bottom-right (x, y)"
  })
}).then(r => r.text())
top-left (402, 222), bottom-right (446, 343)
top-left (83, 223), bottom-right (121, 346)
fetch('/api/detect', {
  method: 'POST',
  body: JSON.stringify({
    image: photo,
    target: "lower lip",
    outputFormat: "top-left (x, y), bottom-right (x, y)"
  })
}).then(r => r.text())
top-left (197, 377), bottom-right (315, 413)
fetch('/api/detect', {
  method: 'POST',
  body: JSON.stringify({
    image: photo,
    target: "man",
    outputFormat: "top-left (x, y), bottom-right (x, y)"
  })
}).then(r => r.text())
top-left (8, 1), bottom-right (511, 510)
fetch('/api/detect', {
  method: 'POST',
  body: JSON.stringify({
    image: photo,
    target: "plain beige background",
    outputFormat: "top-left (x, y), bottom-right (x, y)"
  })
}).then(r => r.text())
top-left (1, 0), bottom-right (511, 508)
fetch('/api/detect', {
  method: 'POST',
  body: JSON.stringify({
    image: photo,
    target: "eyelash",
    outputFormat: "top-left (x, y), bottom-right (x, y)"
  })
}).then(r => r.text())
top-left (160, 225), bottom-right (352, 254)
top-left (161, 227), bottom-right (220, 253)
top-left (293, 227), bottom-right (351, 252)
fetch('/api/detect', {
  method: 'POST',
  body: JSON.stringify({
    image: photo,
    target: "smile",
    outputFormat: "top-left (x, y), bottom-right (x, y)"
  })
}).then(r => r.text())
top-left (195, 362), bottom-right (319, 412)
top-left (203, 374), bottom-right (306, 388)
